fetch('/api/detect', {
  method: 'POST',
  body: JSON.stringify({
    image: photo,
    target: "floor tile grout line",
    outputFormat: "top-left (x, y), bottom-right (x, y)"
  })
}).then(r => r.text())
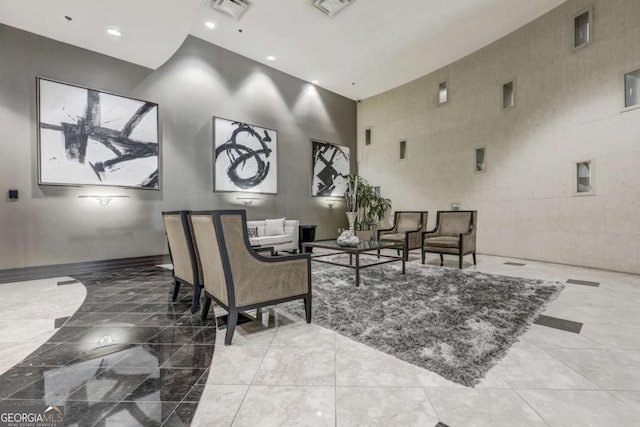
top-left (538, 345), bottom-right (612, 390)
top-left (219, 309), bottom-right (286, 425)
top-left (421, 387), bottom-right (445, 425)
top-left (512, 388), bottom-right (554, 426)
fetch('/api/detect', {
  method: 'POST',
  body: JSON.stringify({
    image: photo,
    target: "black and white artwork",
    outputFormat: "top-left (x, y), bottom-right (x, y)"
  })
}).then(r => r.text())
top-left (214, 117), bottom-right (278, 194)
top-left (311, 140), bottom-right (350, 197)
top-left (37, 78), bottom-right (160, 189)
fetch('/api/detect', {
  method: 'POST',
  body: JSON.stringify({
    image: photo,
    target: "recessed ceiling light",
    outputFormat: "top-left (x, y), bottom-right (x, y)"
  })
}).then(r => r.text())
top-left (106, 28), bottom-right (122, 37)
top-left (311, 80), bottom-right (319, 84)
top-left (267, 56), bottom-right (276, 61)
top-left (205, 21), bottom-right (216, 29)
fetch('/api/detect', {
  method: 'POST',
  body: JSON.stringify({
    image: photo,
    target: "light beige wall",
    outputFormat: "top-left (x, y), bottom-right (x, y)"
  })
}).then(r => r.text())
top-left (357, 0), bottom-right (640, 274)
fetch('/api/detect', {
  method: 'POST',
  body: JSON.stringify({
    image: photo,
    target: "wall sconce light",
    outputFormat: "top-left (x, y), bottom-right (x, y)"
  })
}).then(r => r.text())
top-left (451, 202), bottom-right (461, 211)
top-left (325, 198), bottom-right (341, 209)
top-left (78, 195), bottom-right (130, 205)
top-left (237, 197), bottom-right (259, 207)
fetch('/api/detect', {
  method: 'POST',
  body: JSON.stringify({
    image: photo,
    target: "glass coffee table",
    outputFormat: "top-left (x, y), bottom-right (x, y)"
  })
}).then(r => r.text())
top-left (302, 239), bottom-right (405, 287)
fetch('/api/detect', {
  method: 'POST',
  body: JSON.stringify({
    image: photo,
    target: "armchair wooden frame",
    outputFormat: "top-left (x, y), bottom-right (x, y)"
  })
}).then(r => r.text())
top-left (192, 210), bottom-right (312, 346)
top-left (422, 210), bottom-right (477, 269)
top-left (377, 211), bottom-right (428, 261)
top-left (162, 210), bottom-right (203, 314)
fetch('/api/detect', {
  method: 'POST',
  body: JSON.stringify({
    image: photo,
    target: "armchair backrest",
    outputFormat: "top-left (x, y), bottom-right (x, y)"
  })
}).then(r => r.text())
top-left (189, 212), bottom-right (229, 306)
top-left (394, 211), bottom-right (427, 233)
top-left (162, 211), bottom-right (200, 286)
top-left (436, 211), bottom-right (476, 237)
top-left (191, 210), bottom-right (310, 308)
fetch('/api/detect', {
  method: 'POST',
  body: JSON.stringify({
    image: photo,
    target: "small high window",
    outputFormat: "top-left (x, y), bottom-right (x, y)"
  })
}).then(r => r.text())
top-left (503, 81), bottom-right (514, 109)
top-left (438, 81), bottom-right (448, 104)
top-left (576, 161), bottom-right (594, 195)
top-left (399, 140), bottom-right (407, 159)
top-left (365, 128), bottom-right (372, 145)
top-left (574, 10), bottom-right (591, 48)
top-left (625, 69), bottom-right (640, 108)
top-left (475, 147), bottom-right (486, 173)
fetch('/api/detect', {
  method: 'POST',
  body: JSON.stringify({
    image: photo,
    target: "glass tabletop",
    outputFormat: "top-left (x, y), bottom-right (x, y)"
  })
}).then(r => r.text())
top-left (303, 239), bottom-right (401, 252)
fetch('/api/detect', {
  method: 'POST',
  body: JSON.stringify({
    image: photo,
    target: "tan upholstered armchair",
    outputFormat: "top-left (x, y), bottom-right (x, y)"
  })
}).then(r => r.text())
top-left (377, 211), bottom-right (428, 261)
top-left (190, 210), bottom-right (312, 346)
top-left (162, 211), bottom-right (203, 314)
top-left (422, 210), bottom-right (477, 269)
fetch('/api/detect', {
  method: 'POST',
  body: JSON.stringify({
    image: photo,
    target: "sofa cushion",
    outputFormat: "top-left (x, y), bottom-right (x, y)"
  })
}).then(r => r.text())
top-left (424, 236), bottom-right (459, 248)
top-left (265, 217), bottom-right (286, 236)
top-left (249, 235), bottom-right (293, 247)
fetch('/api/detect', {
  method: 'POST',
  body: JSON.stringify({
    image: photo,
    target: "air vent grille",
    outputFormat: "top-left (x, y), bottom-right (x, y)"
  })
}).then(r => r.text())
top-left (210, 0), bottom-right (251, 20)
top-left (312, 0), bottom-right (356, 18)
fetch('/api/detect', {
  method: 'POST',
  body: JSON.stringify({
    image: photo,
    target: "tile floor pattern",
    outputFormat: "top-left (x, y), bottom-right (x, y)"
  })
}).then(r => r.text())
top-left (1, 253), bottom-right (639, 426)
top-left (0, 266), bottom-right (214, 426)
top-left (189, 252), bottom-right (640, 427)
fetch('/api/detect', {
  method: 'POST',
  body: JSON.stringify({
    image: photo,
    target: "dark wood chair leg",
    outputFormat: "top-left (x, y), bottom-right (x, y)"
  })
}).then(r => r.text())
top-left (200, 294), bottom-right (212, 321)
top-left (304, 296), bottom-right (312, 323)
top-left (396, 249), bottom-right (400, 256)
top-left (403, 242), bottom-right (409, 261)
top-left (473, 252), bottom-right (477, 265)
top-left (190, 285), bottom-right (202, 314)
top-left (421, 250), bottom-right (425, 264)
top-left (459, 254), bottom-right (463, 269)
top-left (225, 309), bottom-right (238, 346)
top-left (172, 281), bottom-right (181, 302)
top-left (439, 254), bottom-right (444, 266)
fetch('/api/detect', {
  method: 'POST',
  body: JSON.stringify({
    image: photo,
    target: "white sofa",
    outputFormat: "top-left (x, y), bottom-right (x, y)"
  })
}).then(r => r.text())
top-left (246, 218), bottom-right (299, 253)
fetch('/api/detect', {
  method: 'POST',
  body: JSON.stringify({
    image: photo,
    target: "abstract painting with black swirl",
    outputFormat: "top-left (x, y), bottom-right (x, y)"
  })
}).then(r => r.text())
top-left (311, 140), bottom-right (350, 197)
top-left (37, 78), bottom-right (160, 189)
top-left (214, 117), bottom-right (278, 194)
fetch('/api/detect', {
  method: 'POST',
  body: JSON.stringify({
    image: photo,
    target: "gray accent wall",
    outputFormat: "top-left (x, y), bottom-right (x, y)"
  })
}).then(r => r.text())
top-left (358, 0), bottom-right (640, 274)
top-left (0, 25), bottom-right (356, 269)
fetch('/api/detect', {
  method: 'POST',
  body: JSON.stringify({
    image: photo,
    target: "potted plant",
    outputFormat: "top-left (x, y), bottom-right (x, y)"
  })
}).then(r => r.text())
top-left (346, 174), bottom-right (392, 240)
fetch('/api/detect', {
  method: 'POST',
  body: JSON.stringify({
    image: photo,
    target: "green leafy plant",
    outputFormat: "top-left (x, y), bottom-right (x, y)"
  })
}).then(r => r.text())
top-left (346, 174), bottom-right (392, 230)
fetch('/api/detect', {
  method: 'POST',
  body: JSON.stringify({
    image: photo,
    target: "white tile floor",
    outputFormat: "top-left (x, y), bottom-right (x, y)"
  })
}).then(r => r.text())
top-left (0, 277), bottom-right (85, 375)
top-left (3, 255), bottom-right (640, 426)
top-left (189, 252), bottom-right (640, 427)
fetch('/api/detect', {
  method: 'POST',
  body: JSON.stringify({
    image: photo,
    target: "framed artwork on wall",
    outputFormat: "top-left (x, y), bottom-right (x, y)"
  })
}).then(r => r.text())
top-left (311, 139), bottom-right (350, 197)
top-left (37, 77), bottom-right (160, 189)
top-left (213, 117), bottom-right (278, 194)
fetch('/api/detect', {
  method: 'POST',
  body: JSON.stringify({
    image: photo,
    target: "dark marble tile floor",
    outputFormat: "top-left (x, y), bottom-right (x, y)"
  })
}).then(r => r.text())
top-left (0, 266), bottom-right (215, 426)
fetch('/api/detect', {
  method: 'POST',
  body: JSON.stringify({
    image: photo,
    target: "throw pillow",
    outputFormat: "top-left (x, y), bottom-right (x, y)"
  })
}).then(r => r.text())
top-left (247, 226), bottom-right (259, 238)
top-left (265, 217), bottom-right (286, 236)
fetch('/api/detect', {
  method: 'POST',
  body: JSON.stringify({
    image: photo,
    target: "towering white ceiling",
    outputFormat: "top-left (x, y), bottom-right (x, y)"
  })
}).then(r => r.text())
top-left (0, 0), bottom-right (566, 100)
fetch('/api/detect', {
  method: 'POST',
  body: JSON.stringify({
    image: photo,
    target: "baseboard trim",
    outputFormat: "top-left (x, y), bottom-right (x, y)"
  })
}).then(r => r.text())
top-left (0, 254), bottom-right (171, 284)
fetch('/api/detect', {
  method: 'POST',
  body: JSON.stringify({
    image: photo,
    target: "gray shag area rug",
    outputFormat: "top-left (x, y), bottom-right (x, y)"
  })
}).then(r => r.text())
top-left (280, 255), bottom-right (564, 387)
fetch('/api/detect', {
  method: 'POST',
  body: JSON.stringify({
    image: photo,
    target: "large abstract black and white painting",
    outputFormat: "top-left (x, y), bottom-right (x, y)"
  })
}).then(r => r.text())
top-left (214, 117), bottom-right (278, 194)
top-left (37, 78), bottom-right (160, 189)
top-left (311, 139), bottom-right (350, 197)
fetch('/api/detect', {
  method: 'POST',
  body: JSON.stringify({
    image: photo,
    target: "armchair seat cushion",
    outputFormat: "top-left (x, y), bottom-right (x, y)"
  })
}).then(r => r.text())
top-left (379, 233), bottom-right (405, 241)
top-left (424, 236), bottom-right (459, 248)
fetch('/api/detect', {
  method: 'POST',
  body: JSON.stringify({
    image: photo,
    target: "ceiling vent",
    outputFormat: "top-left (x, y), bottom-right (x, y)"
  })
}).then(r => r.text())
top-left (210, 0), bottom-right (251, 20)
top-left (312, 0), bottom-right (356, 18)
